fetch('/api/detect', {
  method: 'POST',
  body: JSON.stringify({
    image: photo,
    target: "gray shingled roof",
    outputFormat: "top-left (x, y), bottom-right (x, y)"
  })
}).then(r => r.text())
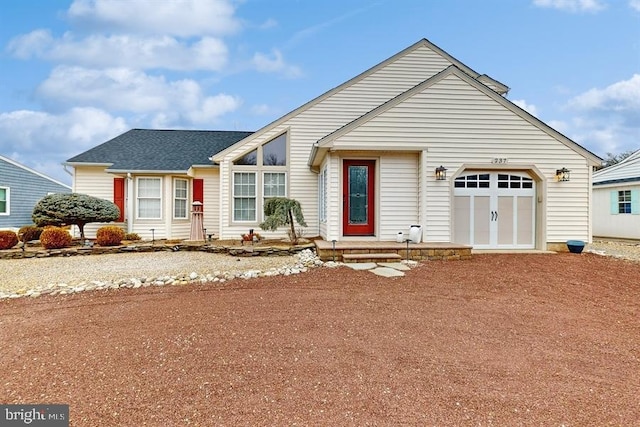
top-left (66, 129), bottom-right (253, 171)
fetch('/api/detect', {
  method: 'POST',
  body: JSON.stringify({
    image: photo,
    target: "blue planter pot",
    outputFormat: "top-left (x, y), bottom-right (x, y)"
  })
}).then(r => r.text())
top-left (566, 240), bottom-right (585, 254)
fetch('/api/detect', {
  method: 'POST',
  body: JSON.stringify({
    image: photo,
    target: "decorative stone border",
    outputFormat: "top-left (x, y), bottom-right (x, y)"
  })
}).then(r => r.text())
top-left (0, 242), bottom-right (317, 260)
top-left (0, 248), bottom-right (324, 300)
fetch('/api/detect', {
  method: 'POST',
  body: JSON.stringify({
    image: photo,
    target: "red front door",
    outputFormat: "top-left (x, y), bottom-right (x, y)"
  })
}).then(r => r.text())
top-left (343, 160), bottom-right (375, 236)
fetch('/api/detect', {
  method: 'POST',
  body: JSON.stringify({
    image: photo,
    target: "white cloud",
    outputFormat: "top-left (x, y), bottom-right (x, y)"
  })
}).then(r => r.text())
top-left (6, 29), bottom-right (53, 59)
top-left (512, 99), bottom-right (539, 117)
top-left (8, 32), bottom-right (228, 71)
top-left (0, 107), bottom-right (128, 184)
top-left (562, 75), bottom-right (640, 156)
top-left (630, 0), bottom-right (640, 11)
top-left (67, 0), bottom-right (241, 37)
top-left (567, 74), bottom-right (640, 117)
top-left (532, 0), bottom-right (606, 12)
top-left (252, 49), bottom-right (302, 78)
top-left (36, 66), bottom-right (242, 125)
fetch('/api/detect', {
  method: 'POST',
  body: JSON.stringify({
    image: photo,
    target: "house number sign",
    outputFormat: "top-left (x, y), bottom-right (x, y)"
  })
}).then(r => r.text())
top-left (491, 158), bottom-right (508, 164)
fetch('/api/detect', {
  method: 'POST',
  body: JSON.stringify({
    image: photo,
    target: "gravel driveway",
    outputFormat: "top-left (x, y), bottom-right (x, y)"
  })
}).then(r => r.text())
top-left (1, 250), bottom-right (638, 426)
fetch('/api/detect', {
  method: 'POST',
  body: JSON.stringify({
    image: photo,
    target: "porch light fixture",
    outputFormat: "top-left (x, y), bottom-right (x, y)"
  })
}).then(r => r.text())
top-left (435, 165), bottom-right (447, 181)
top-left (555, 167), bottom-right (571, 182)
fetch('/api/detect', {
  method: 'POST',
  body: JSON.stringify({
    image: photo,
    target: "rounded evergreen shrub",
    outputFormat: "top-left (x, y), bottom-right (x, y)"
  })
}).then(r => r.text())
top-left (0, 230), bottom-right (19, 250)
top-left (18, 225), bottom-right (43, 242)
top-left (40, 227), bottom-right (72, 249)
top-left (96, 226), bottom-right (125, 246)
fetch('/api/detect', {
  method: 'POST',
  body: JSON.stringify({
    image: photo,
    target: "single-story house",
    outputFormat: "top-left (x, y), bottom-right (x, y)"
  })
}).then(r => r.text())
top-left (66, 38), bottom-right (602, 250)
top-left (0, 155), bottom-right (71, 230)
top-left (592, 149), bottom-right (640, 240)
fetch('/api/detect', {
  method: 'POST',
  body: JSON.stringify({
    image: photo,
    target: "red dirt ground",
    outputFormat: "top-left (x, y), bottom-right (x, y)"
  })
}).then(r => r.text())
top-left (1, 253), bottom-right (638, 426)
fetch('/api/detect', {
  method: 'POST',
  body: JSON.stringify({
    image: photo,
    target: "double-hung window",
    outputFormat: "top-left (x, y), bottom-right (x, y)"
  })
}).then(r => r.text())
top-left (0, 187), bottom-right (8, 215)
top-left (619, 190), bottom-right (632, 214)
top-left (233, 172), bottom-right (256, 221)
top-left (137, 178), bottom-right (162, 219)
top-left (174, 178), bottom-right (188, 219)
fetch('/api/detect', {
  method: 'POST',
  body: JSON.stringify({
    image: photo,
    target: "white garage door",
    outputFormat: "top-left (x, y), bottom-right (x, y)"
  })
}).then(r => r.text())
top-left (453, 172), bottom-right (536, 249)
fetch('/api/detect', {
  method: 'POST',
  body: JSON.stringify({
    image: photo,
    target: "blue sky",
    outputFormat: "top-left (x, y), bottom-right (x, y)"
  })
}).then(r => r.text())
top-left (1, 0), bottom-right (639, 185)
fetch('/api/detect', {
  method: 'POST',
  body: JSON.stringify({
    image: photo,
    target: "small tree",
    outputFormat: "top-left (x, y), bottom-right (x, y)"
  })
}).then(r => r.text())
top-left (260, 197), bottom-right (307, 244)
top-left (32, 193), bottom-right (120, 242)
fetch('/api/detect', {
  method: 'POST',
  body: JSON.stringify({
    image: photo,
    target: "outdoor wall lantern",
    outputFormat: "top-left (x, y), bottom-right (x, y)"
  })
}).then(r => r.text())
top-left (555, 167), bottom-right (571, 182)
top-left (435, 165), bottom-right (447, 181)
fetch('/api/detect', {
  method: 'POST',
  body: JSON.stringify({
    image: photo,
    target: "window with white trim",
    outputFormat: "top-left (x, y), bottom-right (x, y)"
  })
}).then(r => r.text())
top-left (233, 172), bottom-right (256, 221)
top-left (319, 167), bottom-right (327, 222)
top-left (618, 190), bottom-right (632, 214)
top-left (174, 178), bottom-right (188, 219)
top-left (232, 132), bottom-right (288, 222)
top-left (0, 187), bottom-right (8, 215)
top-left (137, 177), bottom-right (162, 219)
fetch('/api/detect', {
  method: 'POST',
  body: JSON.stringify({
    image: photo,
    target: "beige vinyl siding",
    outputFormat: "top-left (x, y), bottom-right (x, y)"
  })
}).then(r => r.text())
top-left (378, 154), bottom-right (420, 240)
top-left (217, 44), bottom-right (455, 239)
top-left (322, 154), bottom-right (341, 241)
top-left (328, 73), bottom-right (592, 244)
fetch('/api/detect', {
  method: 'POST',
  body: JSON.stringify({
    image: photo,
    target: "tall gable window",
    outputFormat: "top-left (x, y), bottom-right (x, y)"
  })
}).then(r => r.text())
top-left (0, 187), bottom-right (8, 215)
top-left (232, 133), bottom-right (288, 222)
top-left (234, 149), bottom-right (257, 166)
top-left (137, 177), bottom-right (162, 219)
top-left (174, 178), bottom-right (188, 219)
top-left (262, 134), bottom-right (286, 166)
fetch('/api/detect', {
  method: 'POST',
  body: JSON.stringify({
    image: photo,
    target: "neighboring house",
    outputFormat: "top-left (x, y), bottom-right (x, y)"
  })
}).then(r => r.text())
top-left (67, 38), bottom-right (602, 250)
top-left (592, 149), bottom-right (640, 240)
top-left (0, 155), bottom-right (71, 230)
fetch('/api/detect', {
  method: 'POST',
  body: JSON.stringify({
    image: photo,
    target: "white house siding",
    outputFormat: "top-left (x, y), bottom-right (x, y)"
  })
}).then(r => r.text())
top-left (378, 154), bottom-right (420, 240)
top-left (592, 183), bottom-right (640, 239)
top-left (326, 72), bottom-right (592, 246)
top-left (216, 43), bottom-right (459, 240)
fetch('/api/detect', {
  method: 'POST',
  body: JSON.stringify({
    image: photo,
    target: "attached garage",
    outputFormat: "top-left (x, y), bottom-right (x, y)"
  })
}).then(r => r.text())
top-left (454, 171), bottom-right (536, 249)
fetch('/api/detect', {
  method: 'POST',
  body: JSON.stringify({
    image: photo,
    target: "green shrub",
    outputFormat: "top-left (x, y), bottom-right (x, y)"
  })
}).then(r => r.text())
top-left (0, 230), bottom-right (19, 250)
top-left (18, 225), bottom-right (43, 242)
top-left (124, 232), bottom-right (141, 241)
top-left (96, 226), bottom-right (125, 246)
top-left (40, 227), bottom-right (72, 249)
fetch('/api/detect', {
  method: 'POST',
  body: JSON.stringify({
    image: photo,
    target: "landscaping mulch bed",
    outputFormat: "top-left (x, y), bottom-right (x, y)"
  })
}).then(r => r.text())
top-left (1, 253), bottom-right (638, 426)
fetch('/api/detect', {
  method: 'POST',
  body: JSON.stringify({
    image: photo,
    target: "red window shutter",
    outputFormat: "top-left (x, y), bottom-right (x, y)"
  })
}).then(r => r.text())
top-left (113, 177), bottom-right (125, 222)
top-left (193, 179), bottom-right (204, 205)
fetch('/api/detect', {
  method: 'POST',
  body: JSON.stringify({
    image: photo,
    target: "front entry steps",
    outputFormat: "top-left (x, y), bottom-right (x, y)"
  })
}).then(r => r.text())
top-left (314, 240), bottom-right (472, 262)
top-left (342, 253), bottom-right (402, 263)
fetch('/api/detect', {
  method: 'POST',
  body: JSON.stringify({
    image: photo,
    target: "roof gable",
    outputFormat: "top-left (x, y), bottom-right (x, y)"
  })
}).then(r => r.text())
top-left (309, 65), bottom-right (601, 167)
top-left (593, 148), bottom-right (640, 184)
top-left (213, 38), bottom-right (508, 162)
top-left (66, 129), bottom-right (253, 172)
top-left (0, 155), bottom-right (71, 189)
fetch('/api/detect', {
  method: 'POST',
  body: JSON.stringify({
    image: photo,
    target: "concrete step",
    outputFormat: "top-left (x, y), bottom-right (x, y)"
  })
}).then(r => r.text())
top-left (342, 253), bottom-right (402, 263)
